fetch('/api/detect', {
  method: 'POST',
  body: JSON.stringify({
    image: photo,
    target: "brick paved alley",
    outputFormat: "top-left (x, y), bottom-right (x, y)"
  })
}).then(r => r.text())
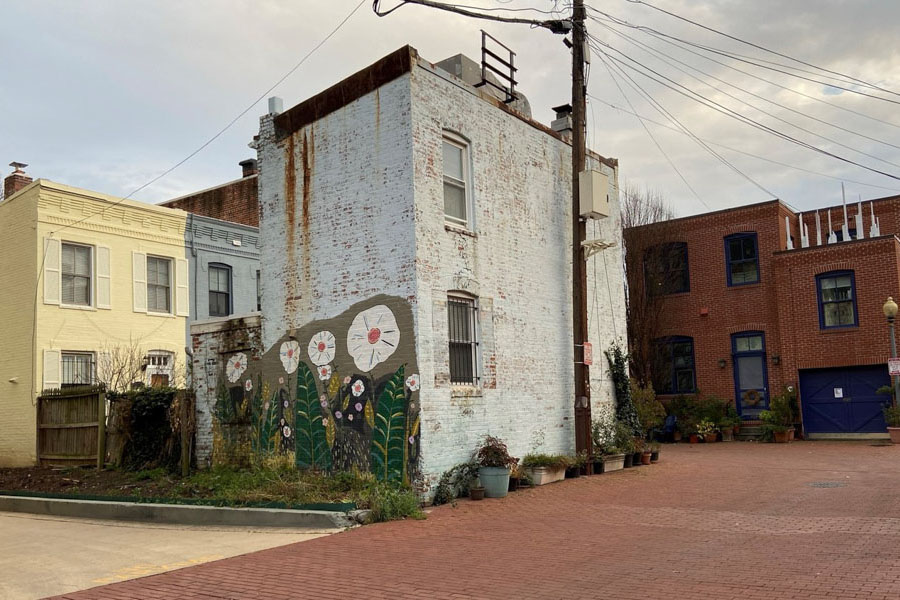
top-left (53, 441), bottom-right (900, 600)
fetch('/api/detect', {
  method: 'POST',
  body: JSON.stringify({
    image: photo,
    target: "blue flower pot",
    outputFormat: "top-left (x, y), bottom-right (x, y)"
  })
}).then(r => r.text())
top-left (478, 467), bottom-right (510, 498)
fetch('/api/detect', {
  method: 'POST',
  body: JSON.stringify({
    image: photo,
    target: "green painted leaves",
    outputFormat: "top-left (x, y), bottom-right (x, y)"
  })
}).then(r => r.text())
top-left (294, 362), bottom-right (331, 470)
top-left (370, 365), bottom-right (407, 483)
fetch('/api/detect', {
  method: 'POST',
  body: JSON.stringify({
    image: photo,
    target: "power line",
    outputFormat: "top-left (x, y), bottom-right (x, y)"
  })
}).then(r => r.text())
top-left (589, 94), bottom-right (900, 194)
top-left (590, 35), bottom-right (900, 182)
top-left (373, 0), bottom-right (573, 31)
top-left (620, 0), bottom-right (900, 98)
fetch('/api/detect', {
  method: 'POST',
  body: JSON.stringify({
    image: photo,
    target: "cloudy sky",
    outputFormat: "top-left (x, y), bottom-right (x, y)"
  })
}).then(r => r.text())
top-left (1, 0), bottom-right (899, 217)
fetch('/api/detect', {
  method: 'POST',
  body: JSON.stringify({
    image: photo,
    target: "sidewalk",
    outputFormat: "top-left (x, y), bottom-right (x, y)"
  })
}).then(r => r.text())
top-left (52, 441), bottom-right (900, 600)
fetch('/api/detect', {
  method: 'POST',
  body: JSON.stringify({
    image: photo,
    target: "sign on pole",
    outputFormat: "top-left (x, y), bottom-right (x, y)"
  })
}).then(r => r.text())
top-left (889, 358), bottom-right (900, 377)
top-left (583, 342), bottom-right (593, 366)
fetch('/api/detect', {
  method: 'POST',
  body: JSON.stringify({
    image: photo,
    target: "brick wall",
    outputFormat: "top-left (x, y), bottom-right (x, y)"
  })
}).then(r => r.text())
top-left (162, 175), bottom-right (259, 227)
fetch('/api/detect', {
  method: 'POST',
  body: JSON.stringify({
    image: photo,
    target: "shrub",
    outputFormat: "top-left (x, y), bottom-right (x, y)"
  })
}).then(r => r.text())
top-left (631, 379), bottom-right (665, 438)
top-left (359, 484), bottom-right (424, 522)
top-left (884, 405), bottom-right (900, 427)
top-left (475, 435), bottom-right (517, 469)
top-left (614, 420), bottom-right (636, 454)
top-left (606, 343), bottom-right (642, 437)
top-left (432, 462), bottom-right (480, 506)
top-left (696, 419), bottom-right (718, 436)
top-left (521, 453), bottom-right (572, 469)
top-left (592, 418), bottom-right (620, 455)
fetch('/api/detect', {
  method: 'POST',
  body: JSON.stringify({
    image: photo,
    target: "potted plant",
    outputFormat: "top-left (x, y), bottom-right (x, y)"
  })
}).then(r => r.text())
top-left (469, 476), bottom-right (485, 501)
top-left (649, 442), bottom-right (661, 463)
top-left (724, 402), bottom-right (741, 437)
top-left (616, 421), bottom-right (636, 468)
top-left (760, 392), bottom-right (794, 443)
top-left (697, 419), bottom-right (718, 443)
top-left (475, 435), bottom-right (517, 498)
top-left (885, 404), bottom-right (900, 443)
top-left (718, 417), bottom-right (735, 441)
top-left (521, 453), bottom-right (571, 485)
top-left (640, 443), bottom-right (652, 465)
top-left (566, 451), bottom-right (588, 478)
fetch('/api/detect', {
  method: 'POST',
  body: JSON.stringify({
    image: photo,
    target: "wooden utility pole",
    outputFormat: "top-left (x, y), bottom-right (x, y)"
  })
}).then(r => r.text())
top-left (571, 0), bottom-right (592, 464)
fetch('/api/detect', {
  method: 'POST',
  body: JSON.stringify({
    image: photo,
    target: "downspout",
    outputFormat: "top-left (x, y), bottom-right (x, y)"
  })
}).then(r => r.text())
top-left (189, 212), bottom-right (198, 324)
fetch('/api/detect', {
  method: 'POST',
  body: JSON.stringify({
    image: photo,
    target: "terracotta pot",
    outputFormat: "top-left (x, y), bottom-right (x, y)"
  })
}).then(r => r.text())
top-left (673, 431), bottom-right (683, 442)
top-left (773, 429), bottom-right (791, 443)
top-left (889, 427), bottom-right (900, 444)
top-left (704, 434), bottom-right (717, 443)
top-left (788, 428), bottom-right (796, 441)
top-left (641, 451), bottom-right (652, 465)
top-left (689, 434), bottom-right (699, 444)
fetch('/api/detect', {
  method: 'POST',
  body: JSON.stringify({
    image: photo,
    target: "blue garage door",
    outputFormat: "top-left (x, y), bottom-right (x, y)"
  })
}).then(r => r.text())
top-left (800, 365), bottom-right (890, 434)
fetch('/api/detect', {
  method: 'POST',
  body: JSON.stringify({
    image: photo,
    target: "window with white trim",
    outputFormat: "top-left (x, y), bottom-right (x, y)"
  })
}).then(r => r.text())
top-left (146, 350), bottom-right (174, 387)
top-left (442, 135), bottom-right (471, 227)
top-left (208, 263), bottom-right (232, 317)
top-left (147, 256), bottom-right (172, 313)
top-left (61, 243), bottom-right (92, 306)
top-left (448, 294), bottom-right (479, 385)
top-left (61, 352), bottom-right (95, 387)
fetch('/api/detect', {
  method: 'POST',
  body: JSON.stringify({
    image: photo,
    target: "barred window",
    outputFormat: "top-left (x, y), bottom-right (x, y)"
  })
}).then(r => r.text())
top-left (62, 243), bottom-right (92, 306)
top-left (448, 295), bottom-right (479, 385)
top-left (61, 352), bottom-right (94, 387)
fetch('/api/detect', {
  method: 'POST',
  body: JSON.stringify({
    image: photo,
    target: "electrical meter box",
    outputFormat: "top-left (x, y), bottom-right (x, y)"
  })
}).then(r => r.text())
top-left (578, 170), bottom-right (609, 219)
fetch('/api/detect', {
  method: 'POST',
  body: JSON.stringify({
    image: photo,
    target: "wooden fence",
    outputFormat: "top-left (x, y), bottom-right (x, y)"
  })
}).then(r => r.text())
top-left (37, 386), bottom-right (105, 468)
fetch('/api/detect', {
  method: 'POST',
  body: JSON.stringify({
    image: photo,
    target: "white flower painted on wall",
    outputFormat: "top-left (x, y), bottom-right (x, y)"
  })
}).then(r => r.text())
top-left (406, 373), bottom-right (420, 392)
top-left (307, 331), bottom-right (336, 366)
top-left (347, 305), bottom-right (400, 371)
top-left (317, 364), bottom-right (332, 381)
top-left (226, 353), bottom-right (247, 383)
top-left (279, 341), bottom-right (301, 374)
top-left (351, 380), bottom-right (365, 397)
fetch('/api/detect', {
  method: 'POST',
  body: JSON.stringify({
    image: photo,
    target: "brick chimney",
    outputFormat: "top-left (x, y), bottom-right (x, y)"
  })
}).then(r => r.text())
top-left (239, 158), bottom-right (259, 178)
top-left (3, 162), bottom-right (33, 200)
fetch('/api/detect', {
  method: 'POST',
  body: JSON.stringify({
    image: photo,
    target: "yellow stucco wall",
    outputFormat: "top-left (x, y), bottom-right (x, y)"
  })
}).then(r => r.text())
top-left (0, 180), bottom-right (188, 466)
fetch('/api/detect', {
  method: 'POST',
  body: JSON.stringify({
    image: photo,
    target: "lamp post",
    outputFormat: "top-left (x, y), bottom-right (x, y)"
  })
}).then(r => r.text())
top-left (883, 296), bottom-right (900, 408)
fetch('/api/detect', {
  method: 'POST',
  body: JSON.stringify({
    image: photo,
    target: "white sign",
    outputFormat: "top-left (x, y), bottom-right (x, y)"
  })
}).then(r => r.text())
top-left (889, 359), bottom-right (900, 376)
top-left (583, 342), bottom-right (593, 366)
top-left (834, 388), bottom-right (843, 399)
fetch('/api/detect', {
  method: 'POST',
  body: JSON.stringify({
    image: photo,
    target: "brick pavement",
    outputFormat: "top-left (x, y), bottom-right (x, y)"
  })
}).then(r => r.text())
top-left (52, 441), bottom-right (900, 599)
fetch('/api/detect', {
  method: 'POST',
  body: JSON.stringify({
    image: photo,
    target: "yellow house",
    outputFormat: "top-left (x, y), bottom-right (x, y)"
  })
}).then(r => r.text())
top-left (0, 175), bottom-right (189, 467)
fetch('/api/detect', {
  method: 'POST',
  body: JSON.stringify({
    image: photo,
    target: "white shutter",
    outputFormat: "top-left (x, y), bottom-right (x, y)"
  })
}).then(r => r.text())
top-left (175, 258), bottom-right (190, 317)
top-left (96, 246), bottom-right (111, 309)
top-left (132, 252), bottom-right (147, 313)
top-left (43, 349), bottom-right (61, 390)
top-left (43, 238), bottom-right (61, 305)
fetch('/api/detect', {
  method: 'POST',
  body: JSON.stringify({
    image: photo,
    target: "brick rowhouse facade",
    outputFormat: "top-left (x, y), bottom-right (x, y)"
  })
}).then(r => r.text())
top-left (626, 195), bottom-right (900, 438)
top-left (161, 160), bottom-right (259, 227)
top-left (191, 46), bottom-right (627, 493)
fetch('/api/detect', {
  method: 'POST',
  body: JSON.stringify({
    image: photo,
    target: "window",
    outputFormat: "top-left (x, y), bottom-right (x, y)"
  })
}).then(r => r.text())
top-left (256, 270), bottom-right (262, 311)
top-left (817, 270), bottom-right (857, 328)
top-left (725, 233), bottom-right (759, 286)
top-left (448, 295), bottom-right (479, 385)
top-left (146, 350), bottom-right (174, 387)
top-left (147, 256), bottom-right (172, 313)
top-left (61, 352), bottom-right (94, 387)
top-left (653, 337), bottom-right (695, 394)
top-left (61, 243), bottom-right (92, 306)
top-left (442, 135), bottom-right (470, 227)
top-left (644, 242), bottom-right (689, 295)
top-left (208, 264), bottom-right (232, 317)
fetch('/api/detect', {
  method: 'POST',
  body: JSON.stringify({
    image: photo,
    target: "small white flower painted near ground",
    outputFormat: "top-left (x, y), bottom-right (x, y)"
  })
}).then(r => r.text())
top-left (351, 380), bottom-right (365, 397)
top-left (322, 417), bottom-right (328, 427)
top-left (406, 373), bottom-right (420, 392)
top-left (347, 305), bottom-right (400, 371)
top-left (283, 426), bottom-right (292, 438)
top-left (317, 364), bottom-right (332, 381)
top-left (307, 331), bottom-right (336, 366)
top-left (347, 414), bottom-right (354, 422)
top-left (343, 376), bottom-right (352, 385)
top-left (263, 401), bottom-right (270, 411)
top-left (244, 379), bottom-right (253, 392)
top-left (279, 341), bottom-right (301, 374)
top-left (278, 377), bottom-right (284, 385)
top-left (283, 399), bottom-right (289, 408)
top-left (226, 353), bottom-right (247, 383)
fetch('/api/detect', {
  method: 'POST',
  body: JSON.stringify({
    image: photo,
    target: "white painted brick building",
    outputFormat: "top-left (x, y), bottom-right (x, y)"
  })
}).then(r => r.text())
top-left (195, 46), bottom-right (626, 492)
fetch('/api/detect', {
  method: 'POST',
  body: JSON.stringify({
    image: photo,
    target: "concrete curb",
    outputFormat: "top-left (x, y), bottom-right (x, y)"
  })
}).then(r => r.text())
top-left (0, 494), bottom-right (353, 529)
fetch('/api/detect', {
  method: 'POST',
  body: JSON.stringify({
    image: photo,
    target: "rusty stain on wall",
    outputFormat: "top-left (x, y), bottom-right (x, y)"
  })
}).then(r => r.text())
top-left (284, 133), bottom-right (299, 320)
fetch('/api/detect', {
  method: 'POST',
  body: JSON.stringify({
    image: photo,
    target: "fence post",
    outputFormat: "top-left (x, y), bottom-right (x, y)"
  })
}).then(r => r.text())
top-left (180, 391), bottom-right (190, 477)
top-left (97, 388), bottom-right (106, 471)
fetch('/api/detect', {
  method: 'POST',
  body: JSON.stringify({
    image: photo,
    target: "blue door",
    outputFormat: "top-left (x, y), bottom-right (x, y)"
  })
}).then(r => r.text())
top-left (732, 332), bottom-right (769, 419)
top-left (799, 365), bottom-right (890, 434)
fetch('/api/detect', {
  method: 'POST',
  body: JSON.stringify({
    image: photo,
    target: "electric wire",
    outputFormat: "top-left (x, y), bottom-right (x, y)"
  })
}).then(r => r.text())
top-left (589, 35), bottom-right (900, 182)
top-left (589, 94), bottom-right (900, 193)
top-left (620, 0), bottom-right (900, 98)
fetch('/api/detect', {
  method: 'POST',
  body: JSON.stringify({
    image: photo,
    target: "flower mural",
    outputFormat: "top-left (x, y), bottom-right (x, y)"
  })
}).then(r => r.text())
top-left (317, 364), bottom-right (332, 381)
top-left (347, 305), bottom-right (400, 372)
top-left (280, 341), bottom-right (301, 374)
top-left (226, 353), bottom-right (247, 383)
top-left (406, 373), bottom-right (420, 392)
top-left (307, 331), bottom-right (336, 366)
top-left (351, 380), bottom-right (365, 397)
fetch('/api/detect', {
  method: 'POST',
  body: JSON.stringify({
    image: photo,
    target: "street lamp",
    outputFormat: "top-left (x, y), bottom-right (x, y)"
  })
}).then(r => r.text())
top-left (883, 296), bottom-right (900, 408)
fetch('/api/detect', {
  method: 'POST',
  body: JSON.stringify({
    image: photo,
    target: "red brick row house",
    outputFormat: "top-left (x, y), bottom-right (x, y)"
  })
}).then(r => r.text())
top-left (626, 194), bottom-right (900, 438)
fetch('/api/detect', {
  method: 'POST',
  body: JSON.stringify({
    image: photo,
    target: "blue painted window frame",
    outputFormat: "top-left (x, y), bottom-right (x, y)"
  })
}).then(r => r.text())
top-left (731, 331), bottom-right (769, 417)
top-left (653, 336), bottom-right (696, 394)
top-left (724, 232), bottom-right (759, 286)
top-left (644, 242), bottom-right (690, 295)
top-left (816, 270), bottom-right (858, 329)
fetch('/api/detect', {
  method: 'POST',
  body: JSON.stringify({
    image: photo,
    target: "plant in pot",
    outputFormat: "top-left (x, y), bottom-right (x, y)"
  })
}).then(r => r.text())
top-left (566, 451), bottom-right (589, 478)
top-left (432, 462), bottom-right (481, 505)
top-left (521, 453), bottom-right (572, 485)
top-left (884, 404), bottom-right (900, 443)
top-left (640, 441), bottom-right (652, 465)
top-left (760, 392), bottom-right (794, 443)
top-left (696, 419), bottom-right (718, 443)
top-left (593, 417), bottom-right (626, 473)
top-left (474, 435), bottom-right (518, 498)
top-left (632, 379), bottom-right (665, 441)
top-left (632, 438), bottom-right (646, 466)
top-left (469, 476), bottom-right (485, 501)
top-left (612, 420), bottom-right (635, 468)
top-left (649, 442), bottom-right (661, 462)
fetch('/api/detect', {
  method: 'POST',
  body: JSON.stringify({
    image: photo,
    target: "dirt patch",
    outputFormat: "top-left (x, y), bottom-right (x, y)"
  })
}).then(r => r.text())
top-left (0, 467), bottom-right (197, 499)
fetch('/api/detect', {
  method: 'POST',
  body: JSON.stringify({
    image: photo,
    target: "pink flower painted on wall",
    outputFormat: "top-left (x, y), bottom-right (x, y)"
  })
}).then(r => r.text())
top-left (279, 341), bottom-right (301, 374)
top-left (307, 331), bottom-right (336, 366)
top-left (225, 353), bottom-right (247, 383)
top-left (347, 305), bottom-right (400, 371)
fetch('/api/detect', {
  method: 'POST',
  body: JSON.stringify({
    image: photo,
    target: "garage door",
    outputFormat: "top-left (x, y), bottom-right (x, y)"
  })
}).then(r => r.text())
top-left (799, 365), bottom-right (890, 434)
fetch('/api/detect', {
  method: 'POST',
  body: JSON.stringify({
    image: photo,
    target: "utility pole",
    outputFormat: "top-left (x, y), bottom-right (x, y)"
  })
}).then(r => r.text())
top-left (570, 0), bottom-right (592, 467)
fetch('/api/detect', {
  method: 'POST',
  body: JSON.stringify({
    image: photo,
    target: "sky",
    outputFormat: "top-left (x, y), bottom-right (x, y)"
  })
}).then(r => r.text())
top-left (1, 0), bottom-right (899, 218)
